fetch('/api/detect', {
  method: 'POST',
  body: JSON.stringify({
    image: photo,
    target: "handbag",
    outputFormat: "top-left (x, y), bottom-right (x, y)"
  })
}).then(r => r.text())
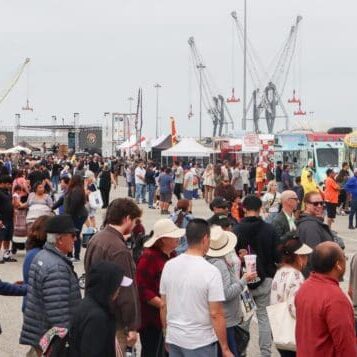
top-left (267, 301), bottom-right (296, 351)
top-left (233, 325), bottom-right (250, 353)
top-left (88, 190), bottom-right (103, 209)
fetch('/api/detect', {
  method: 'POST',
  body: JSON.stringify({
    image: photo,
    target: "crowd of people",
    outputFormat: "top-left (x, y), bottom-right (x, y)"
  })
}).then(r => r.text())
top-left (0, 151), bottom-right (357, 357)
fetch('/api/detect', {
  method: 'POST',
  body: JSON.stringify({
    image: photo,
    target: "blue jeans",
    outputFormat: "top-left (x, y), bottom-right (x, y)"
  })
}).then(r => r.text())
top-left (168, 343), bottom-right (217, 357)
top-left (147, 184), bottom-right (156, 208)
top-left (51, 175), bottom-right (59, 192)
top-left (349, 199), bottom-right (357, 227)
top-left (73, 216), bottom-right (87, 260)
top-left (226, 327), bottom-right (240, 357)
top-left (135, 183), bottom-right (145, 203)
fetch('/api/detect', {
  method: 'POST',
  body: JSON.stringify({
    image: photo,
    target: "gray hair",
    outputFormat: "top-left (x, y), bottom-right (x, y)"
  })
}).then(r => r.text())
top-left (47, 233), bottom-right (60, 244)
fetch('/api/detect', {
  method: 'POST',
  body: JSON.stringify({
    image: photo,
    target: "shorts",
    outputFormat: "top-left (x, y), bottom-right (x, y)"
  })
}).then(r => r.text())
top-left (88, 207), bottom-right (97, 218)
top-left (0, 226), bottom-right (13, 242)
top-left (160, 192), bottom-right (172, 203)
top-left (183, 190), bottom-right (193, 200)
top-left (326, 202), bottom-right (337, 219)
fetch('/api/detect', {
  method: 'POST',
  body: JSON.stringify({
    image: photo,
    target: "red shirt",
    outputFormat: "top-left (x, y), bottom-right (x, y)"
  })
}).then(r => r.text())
top-left (295, 272), bottom-right (357, 357)
top-left (136, 247), bottom-right (175, 330)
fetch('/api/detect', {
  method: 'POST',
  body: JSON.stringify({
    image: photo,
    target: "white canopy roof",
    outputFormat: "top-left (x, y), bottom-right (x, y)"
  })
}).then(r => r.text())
top-left (161, 138), bottom-right (213, 157)
top-left (2, 146), bottom-right (32, 154)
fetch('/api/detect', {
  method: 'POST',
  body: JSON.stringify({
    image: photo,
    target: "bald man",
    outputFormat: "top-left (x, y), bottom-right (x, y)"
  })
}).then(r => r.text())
top-left (295, 242), bottom-right (356, 357)
top-left (271, 190), bottom-right (298, 240)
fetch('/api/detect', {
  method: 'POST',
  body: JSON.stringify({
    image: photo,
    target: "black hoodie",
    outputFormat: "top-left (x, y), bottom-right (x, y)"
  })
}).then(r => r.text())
top-left (236, 216), bottom-right (279, 289)
top-left (70, 261), bottom-right (124, 357)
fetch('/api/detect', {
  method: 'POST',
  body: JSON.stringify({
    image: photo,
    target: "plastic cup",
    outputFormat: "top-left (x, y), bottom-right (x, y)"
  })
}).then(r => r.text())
top-left (244, 254), bottom-right (257, 274)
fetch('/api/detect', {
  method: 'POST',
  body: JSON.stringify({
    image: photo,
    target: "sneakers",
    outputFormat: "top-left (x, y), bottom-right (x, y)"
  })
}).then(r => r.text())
top-left (3, 250), bottom-right (17, 262)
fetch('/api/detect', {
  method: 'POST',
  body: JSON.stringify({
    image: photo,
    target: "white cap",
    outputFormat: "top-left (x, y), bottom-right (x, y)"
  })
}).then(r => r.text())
top-left (294, 243), bottom-right (313, 255)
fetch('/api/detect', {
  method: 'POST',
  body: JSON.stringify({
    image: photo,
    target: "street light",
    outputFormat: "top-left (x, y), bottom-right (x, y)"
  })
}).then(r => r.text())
top-left (73, 112), bottom-right (79, 152)
top-left (128, 97), bottom-right (134, 140)
top-left (242, 0), bottom-right (247, 131)
top-left (197, 63), bottom-right (205, 142)
top-left (154, 83), bottom-right (161, 138)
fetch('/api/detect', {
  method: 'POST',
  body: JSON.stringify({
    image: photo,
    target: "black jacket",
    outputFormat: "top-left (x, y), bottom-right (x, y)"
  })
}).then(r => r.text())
top-left (70, 262), bottom-right (122, 357)
top-left (235, 216), bottom-right (279, 289)
top-left (64, 187), bottom-right (88, 219)
top-left (296, 214), bottom-right (334, 277)
top-left (271, 211), bottom-right (291, 240)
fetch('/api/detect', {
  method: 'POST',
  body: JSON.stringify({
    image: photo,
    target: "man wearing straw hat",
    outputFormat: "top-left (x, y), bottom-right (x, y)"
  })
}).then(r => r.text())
top-left (136, 219), bottom-right (185, 356)
top-left (160, 219), bottom-right (233, 357)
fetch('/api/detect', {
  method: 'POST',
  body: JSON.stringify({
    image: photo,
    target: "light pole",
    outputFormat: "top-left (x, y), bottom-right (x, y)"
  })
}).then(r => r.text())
top-left (128, 97), bottom-right (134, 140)
top-left (242, 0), bottom-right (247, 131)
top-left (15, 113), bottom-right (20, 145)
top-left (197, 63), bottom-right (205, 142)
top-left (51, 115), bottom-right (57, 144)
top-left (73, 112), bottom-right (79, 152)
top-left (154, 83), bottom-right (161, 138)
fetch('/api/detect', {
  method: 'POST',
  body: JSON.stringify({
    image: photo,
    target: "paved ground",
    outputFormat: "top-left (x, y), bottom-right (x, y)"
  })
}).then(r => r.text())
top-left (0, 180), bottom-right (355, 356)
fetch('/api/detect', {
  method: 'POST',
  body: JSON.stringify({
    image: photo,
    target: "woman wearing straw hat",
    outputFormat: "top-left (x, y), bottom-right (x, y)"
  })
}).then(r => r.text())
top-left (136, 219), bottom-right (185, 357)
top-left (206, 225), bottom-right (257, 357)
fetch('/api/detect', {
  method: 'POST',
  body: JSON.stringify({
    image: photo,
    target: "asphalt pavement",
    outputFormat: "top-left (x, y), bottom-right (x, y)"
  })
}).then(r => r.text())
top-left (0, 181), bottom-right (355, 356)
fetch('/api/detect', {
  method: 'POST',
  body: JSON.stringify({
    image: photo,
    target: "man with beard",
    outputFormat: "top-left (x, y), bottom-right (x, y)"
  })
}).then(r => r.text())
top-left (84, 198), bottom-right (142, 356)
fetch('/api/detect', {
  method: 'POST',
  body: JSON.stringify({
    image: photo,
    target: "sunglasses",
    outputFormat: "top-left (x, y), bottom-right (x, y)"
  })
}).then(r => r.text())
top-left (308, 201), bottom-right (324, 207)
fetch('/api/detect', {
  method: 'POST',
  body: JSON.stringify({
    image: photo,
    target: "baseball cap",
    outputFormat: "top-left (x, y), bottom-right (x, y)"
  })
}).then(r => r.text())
top-left (209, 197), bottom-right (229, 211)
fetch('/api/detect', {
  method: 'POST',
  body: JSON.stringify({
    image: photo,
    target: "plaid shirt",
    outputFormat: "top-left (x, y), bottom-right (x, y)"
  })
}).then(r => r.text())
top-left (136, 247), bottom-right (175, 330)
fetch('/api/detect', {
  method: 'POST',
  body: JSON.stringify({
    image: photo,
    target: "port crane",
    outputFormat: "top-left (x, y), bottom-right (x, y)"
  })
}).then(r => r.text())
top-left (231, 12), bottom-right (303, 133)
top-left (0, 58), bottom-right (30, 106)
top-left (188, 36), bottom-right (234, 137)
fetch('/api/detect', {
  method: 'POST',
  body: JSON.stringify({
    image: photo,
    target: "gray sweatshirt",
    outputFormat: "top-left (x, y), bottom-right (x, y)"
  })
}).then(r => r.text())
top-left (207, 256), bottom-right (246, 327)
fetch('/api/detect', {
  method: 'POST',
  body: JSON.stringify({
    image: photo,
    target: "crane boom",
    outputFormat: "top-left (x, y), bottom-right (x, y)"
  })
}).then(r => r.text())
top-left (188, 37), bottom-right (234, 137)
top-left (0, 58), bottom-right (30, 105)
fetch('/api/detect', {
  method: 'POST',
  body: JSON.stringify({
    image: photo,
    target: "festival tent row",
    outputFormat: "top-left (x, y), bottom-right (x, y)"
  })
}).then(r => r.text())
top-left (161, 137), bottom-right (214, 157)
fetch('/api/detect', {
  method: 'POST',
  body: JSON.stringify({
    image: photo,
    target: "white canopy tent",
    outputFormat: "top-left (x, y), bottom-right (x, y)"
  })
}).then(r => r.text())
top-left (1, 146), bottom-right (32, 154)
top-left (161, 138), bottom-right (213, 157)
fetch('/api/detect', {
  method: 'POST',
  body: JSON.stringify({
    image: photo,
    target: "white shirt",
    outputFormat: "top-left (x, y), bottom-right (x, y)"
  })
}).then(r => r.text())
top-left (283, 210), bottom-right (297, 231)
top-left (160, 254), bottom-right (225, 349)
top-left (134, 167), bottom-right (146, 185)
top-left (184, 171), bottom-right (194, 191)
top-left (270, 266), bottom-right (305, 318)
top-left (174, 166), bottom-right (184, 184)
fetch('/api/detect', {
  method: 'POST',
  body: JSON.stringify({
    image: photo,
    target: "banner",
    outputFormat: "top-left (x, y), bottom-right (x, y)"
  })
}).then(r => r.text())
top-left (242, 133), bottom-right (260, 153)
top-left (0, 131), bottom-right (14, 150)
top-left (79, 129), bottom-right (102, 152)
top-left (170, 117), bottom-right (178, 145)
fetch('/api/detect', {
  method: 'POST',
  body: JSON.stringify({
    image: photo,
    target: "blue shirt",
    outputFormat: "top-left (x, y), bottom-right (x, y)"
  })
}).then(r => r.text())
top-left (344, 176), bottom-right (357, 200)
top-left (159, 174), bottom-right (173, 194)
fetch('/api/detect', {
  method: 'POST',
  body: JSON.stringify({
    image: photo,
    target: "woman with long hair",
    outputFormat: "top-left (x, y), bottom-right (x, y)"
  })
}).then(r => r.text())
top-left (202, 163), bottom-right (216, 204)
top-left (99, 163), bottom-right (116, 209)
top-left (64, 174), bottom-right (88, 261)
top-left (262, 180), bottom-right (281, 223)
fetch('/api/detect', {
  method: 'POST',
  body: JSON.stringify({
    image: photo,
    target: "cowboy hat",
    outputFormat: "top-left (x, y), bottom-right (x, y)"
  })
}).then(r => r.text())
top-left (206, 225), bottom-right (237, 258)
top-left (144, 219), bottom-right (185, 248)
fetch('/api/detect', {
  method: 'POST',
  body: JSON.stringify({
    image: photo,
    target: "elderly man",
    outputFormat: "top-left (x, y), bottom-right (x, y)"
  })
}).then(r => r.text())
top-left (295, 242), bottom-right (356, 356)
top-left (271, 190), bottom-right (299, 240)
top-left (296, 191), bottom-right (334, 277)
top-left (20, 215), bottom-right (81, 357)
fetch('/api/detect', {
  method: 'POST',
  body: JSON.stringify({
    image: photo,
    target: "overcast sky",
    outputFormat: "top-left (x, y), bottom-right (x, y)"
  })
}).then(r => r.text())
top-left (0, 0), bottom-right (356, 138)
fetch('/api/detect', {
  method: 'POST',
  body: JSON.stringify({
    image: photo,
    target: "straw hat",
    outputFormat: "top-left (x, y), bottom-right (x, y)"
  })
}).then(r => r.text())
top-left (206, 225), bottom-right (237, 258)
top-left (144, 219), bottom-right (185, 248)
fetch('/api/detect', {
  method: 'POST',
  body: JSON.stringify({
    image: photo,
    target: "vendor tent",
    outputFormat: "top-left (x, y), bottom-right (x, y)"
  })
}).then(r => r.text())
top-left (161, 138), bottom-right (213, 157)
